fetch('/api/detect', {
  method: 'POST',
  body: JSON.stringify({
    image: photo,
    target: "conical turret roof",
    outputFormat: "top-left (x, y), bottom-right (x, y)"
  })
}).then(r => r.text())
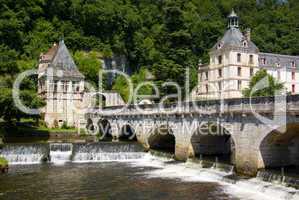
top-left (46, 40), bottom-right (84, 79)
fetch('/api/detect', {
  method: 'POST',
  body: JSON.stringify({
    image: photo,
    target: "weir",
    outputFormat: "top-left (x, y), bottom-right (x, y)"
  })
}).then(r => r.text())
top-left (0, 143), bottom-right (298, 199)
top-left (49, 143), bottom-right (73, 164)
top-left (0, 143), bottom-right (146, 164)
top-left (0, 144), bottom-right (48, 165)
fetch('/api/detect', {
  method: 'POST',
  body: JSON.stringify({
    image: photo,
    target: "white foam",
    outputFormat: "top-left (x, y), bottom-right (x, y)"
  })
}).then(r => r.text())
top-left (72, 152), bottom-right (146, 163)
top-left (130, 154), bottom-right (299, 200)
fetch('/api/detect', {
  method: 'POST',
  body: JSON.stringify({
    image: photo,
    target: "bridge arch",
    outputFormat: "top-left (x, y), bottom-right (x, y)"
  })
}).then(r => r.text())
top-left (148, 125), bottom-right (175, 153)
top-left (86, 118), bottom-right (95, 132)
top-left (91, 93), bottom-right (106, 108)
top-left (119, 124), bottom-right (137, 141)
top-left (97, 118), bottom-right (112, 140)
top-left (190, 122), bottom-right (235, 164)
top-left (259, 123), bottom-right (299, 171)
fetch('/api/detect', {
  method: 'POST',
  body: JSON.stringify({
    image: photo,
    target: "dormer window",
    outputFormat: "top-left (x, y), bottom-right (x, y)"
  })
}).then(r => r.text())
top-left (243, 41), bottom-right (248, 47)
top-left (261, 58), bottom-right (266, 65)
top-left (217, 42), bottom-right (223, 49)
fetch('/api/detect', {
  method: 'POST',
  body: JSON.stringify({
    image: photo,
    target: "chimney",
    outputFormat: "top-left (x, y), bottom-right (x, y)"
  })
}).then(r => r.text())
top-left (245, 28), bottom-right (251, 41)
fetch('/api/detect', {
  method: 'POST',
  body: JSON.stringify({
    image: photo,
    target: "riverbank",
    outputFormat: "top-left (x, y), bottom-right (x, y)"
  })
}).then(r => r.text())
top-left (0, 156), bottom-right (8, 173)
top-left (0, 121), bottom-right (98, 143)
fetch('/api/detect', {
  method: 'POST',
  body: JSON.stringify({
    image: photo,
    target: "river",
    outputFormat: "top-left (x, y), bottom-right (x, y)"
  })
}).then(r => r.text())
top-left (0, 143), bottom-right (298, 200)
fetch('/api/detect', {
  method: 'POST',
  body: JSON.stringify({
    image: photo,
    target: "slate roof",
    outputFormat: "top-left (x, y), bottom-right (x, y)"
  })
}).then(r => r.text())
top-left (259, 52), bottom-right (299, 68)
top-left (41, 40), bottom-right (84, 79)
top-left (212, 27), bottom-right (259, 53)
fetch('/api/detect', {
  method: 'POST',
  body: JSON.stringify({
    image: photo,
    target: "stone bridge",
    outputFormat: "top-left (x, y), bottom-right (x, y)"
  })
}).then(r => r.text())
top-left (85, 95), bottom-right (299, 176)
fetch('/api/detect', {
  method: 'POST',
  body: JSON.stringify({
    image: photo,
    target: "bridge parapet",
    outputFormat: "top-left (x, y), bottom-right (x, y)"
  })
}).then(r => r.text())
top-left (86, 95), bottom-right (299, 118)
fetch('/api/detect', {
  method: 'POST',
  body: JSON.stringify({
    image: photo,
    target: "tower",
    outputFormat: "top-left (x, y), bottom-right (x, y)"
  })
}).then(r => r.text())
top-left (195, 9), bottom-right (259, 100)
top-left (38, 40), bottom-right (85, 128)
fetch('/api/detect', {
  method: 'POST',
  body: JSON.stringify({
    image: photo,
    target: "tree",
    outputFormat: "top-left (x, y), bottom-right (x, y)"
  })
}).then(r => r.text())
top-left (243, 69), bottom-right (284, 97)
top-left (73, 51), bottom-right (103, 88)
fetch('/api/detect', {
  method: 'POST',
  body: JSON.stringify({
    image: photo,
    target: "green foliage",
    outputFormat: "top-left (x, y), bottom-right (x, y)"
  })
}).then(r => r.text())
top-left (61, 121), bottom-right (71, 130)
top-left (113, 67), bottom-right (154, 102)
top-left (243, 69), bottom-right (284, 97)
top-left (0, 157), bottom-right (8, 167)
top-left (0, 0), bottom-right (297, 110)
top-left (73, 51), bottom-right (103, 88)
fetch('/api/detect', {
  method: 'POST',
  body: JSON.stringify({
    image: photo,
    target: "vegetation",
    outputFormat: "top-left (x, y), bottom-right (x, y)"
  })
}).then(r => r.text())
top-left (0, 157), bottom-right (8, 167)
top-left (0, 0), bottom-right (298, 119)
top-left (243, 69), bottom-right (284, 97)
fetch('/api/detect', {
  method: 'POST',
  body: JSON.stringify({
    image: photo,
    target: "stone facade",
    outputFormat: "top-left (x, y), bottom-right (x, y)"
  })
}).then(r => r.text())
top-left (38, 40), bottom-right (126, 128)
top-left (38, 40), bottom-right (85, 128)
top-left (193, 10), bottom-right (299, 100)
top-left (86, 96), bottom-right (299, 176)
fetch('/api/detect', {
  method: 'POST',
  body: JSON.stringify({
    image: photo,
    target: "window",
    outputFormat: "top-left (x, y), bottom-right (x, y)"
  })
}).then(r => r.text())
top-left (249, 55), bottom-right (254, 64)
top-left (261, 58), bottom-right (266, 65)
top-left (243, 41), bottom-right (248, 47)
top-left (237, 53), bottom-right (241, 62)
top-left (218, 82), bottom-right (222, 91)
top-left (292, 72), bottom-right (295, 80)
top-left (63, 81), bottom-right (68, 92)
top-left (292, 84), bottom-right (295, 93)
top-left (218, 69), bottom-right (222, 78)
top-left (292, 61), bottom-right (296, 68)
top-left (205, 72), bottom-right (209, 80)
top-left (277, 71), bottom-right (281, 80)
top-left (205, 85), bottom-right (209, 93)
top-left (238, 80), bottom-right (242, 90)
top-left (250, 68), bottom-right (254, 76)
top-left (238, 67), bottom-right (242, 76)
top-left (54, 81), bottom-right (58, 92)
top-left (218, 55), bottom-right (222, 65)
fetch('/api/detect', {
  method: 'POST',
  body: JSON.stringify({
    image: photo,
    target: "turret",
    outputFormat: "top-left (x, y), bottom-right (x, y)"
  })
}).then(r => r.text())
top-left (228, 9), bottom-right (239, 29)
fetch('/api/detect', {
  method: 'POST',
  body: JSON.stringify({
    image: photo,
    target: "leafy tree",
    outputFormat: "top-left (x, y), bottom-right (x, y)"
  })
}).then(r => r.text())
top-left (243, 69), bottom-right (284, 97)
top-left (73, 51), bottom-right (103, 88)
top-left (113, 67), bottom-right (153, 102)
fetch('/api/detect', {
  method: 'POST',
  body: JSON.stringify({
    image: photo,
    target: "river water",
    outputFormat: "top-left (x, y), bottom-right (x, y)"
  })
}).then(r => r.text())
top-left (0, 143), bottom-right (298, 200)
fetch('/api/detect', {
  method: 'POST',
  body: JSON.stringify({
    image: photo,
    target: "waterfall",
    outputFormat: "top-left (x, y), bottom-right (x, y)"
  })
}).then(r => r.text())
top-left (49, 143), bottom-right (73, 165)
top-left (72, 143), bottom-right (146, 163)
top-left (0, 144), bottom-right (48, 165)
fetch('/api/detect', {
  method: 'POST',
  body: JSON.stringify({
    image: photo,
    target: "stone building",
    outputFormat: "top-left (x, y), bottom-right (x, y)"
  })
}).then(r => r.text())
top-left (193, 10), bottom-right (299, 100)
top-left (38, 40), bottom-right (85, 128)
top-left (38, 40), bottom-right (126, 128)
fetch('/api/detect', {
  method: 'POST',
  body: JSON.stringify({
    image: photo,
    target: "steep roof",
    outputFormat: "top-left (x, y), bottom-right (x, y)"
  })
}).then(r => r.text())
top-left (259, 52), bottom-right (299, 68)
top-left (45, 40), bottom-right (84, 79)
top-left (212, 27), bottom-right (259, 53)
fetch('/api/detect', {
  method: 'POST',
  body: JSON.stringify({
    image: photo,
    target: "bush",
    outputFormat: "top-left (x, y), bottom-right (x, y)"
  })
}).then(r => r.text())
top-left (61, 121), bottom-right (74, 130)
top-left (0, 156), bottom-right (8, 167)
top-left (38, 120), bottom-right (47, 128)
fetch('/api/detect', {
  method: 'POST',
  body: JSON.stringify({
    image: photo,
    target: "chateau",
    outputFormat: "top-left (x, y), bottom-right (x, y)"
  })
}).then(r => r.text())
top-left (193, 10), bottom-right (299, 100)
